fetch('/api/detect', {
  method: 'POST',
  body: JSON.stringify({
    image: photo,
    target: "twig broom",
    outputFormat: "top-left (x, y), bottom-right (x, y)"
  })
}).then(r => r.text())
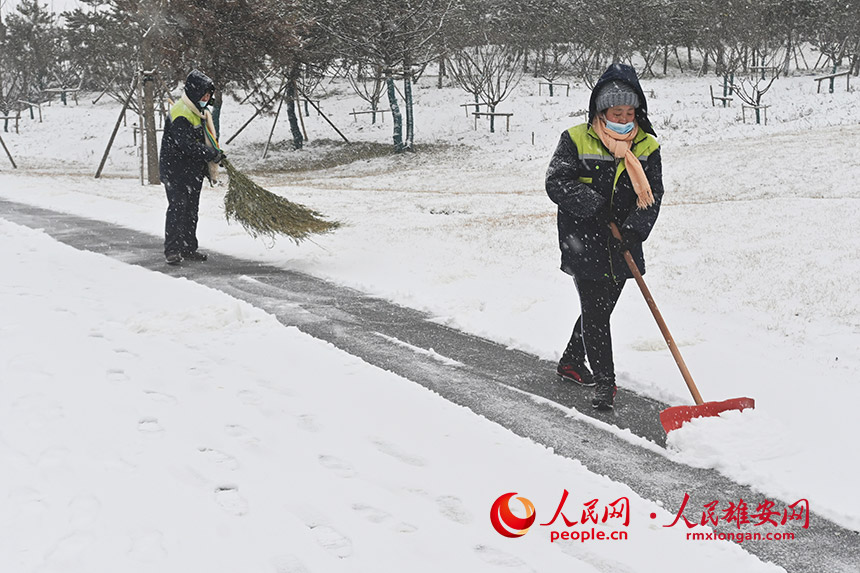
top-left (222, 158), bottom-right (340, 244)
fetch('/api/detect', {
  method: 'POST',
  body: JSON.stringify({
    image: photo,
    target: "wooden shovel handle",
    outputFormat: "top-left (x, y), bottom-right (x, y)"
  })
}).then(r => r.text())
top-left (610, 222), bottom-right (704, 405)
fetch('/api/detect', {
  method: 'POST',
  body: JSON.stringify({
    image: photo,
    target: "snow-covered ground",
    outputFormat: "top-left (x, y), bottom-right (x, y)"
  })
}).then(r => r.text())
top-left (1, 67), bottom-right (858, 571)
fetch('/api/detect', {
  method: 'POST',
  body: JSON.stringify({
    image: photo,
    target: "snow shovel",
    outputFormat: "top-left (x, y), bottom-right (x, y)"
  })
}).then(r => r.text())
top-left (609, 223), bottom-right (755, 433)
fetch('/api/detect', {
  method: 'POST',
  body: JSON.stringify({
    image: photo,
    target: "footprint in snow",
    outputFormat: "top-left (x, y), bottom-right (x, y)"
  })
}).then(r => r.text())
top-left (237, 389), bottom-right (263, 405)
top-left (351, 503), bottom-right (418, 533)
top-left (137, 418), bottom-right (163, 433)
top-left (308, 525), bottom-right (352, 559)
top-left (296, 414), bottom-right (321, 433)
top-left (395, 522), bottom-right (418, 533)
top-left (437, 495), bottom-right (473, 524)
top-left (473, 544), bottom-right (532, 570)
top-left (372, 438), bottom-right (426, 467)
top-left (128, 530), bottom-right (168, 562)
top-left (143, 390), bottom-right (178, 404)
top-left (107, 368), bottom-right (129, 383)
top-left (113, 347), bottom-right (137, 357)
top-left (215, 485), bottom-right (248, 516)
top-left (197, 447), bottom-right (240, 471)
top-left (352, 503), bottom-right (391, 524)
top-left (272, 555), bottom-right (311, 573)
top-left (224, 424), bottom-right (262, 449)
top-left (225, 424), bottom-right (251, 438)
top-left (318, 455), bottom-right (357, 478)
top-left (559, 543), bottom-right (638, 573)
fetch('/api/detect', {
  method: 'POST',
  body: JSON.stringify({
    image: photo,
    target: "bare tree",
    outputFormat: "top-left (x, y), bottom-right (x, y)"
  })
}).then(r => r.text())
top-left (344, 61), bottom-right (387, 124)
top-left (319, 0), bottom-right (452, 152)
top-left (732, 70), bottom-right (780, 125)
top-left (447, 43), bottom-right (523, 133)
top-left (534, 43), bottom-right (569, 94)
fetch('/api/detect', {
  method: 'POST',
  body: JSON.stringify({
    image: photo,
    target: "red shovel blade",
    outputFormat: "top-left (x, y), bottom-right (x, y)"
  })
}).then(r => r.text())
top-left (660, 397), bottom-right (756, 433)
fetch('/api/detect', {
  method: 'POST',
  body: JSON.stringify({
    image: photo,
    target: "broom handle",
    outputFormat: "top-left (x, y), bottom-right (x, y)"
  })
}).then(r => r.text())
top-left (610, 223), bottom-right (704, 405)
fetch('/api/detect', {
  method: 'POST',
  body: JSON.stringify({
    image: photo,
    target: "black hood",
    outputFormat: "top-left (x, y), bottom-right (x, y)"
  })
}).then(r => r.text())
top-left (184, 69), bottom-right (215, 104)
top-left (588, 63), bottom-right (655, 136)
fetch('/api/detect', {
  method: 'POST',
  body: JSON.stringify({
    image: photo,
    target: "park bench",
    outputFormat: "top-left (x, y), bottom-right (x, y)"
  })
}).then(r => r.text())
top-left (473, 111), bottom-right (513, 132)
top-left (43, 87), bottom-right (80, 105)
top-left (460, 101), bottom-right (487, 117)
top-left (709, 85), bottom-right (733, 107)
top-left (17, 100), bottom-right (43, 122)
top-left (1, 111), bottom-right (21, 133)
top-left (748, 65), bottom-right (780, 80)
top-left (813, 70), bottom-right (851, 93)
top-left (539, 82), bottom-right (570, 96)
top-left (349, 108), bottom-right (390, 122)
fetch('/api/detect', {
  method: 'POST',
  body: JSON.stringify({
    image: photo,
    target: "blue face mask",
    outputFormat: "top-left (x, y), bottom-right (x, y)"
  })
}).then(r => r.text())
top-left (198, 100), bottom-right (208, 108)
top-left (605, 119), bottom-right (634, 134)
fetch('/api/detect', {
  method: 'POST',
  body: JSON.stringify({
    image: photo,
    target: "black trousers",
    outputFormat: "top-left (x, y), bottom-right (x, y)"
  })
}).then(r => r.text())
top-left (562, 277), bottom-right (627, 381)
top-left (164, 180), bottom-right (202, 256)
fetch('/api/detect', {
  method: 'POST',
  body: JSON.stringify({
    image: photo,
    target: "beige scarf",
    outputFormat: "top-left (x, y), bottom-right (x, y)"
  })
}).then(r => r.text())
top-left (592, 116), bottom-right (654, 209)
top-left (180, 92), bottom-right (220, 184)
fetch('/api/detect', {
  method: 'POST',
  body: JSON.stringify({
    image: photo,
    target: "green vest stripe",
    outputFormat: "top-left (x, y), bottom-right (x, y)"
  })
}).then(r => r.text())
top-left (566, 123), bottom-right (659, 189)
top-left (170, 99), bottom-right (202, 127)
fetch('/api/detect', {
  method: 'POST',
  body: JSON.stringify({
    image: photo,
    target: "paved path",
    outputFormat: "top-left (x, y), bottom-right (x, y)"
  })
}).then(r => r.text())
top-left (2, 197), bottom-right (857, 572)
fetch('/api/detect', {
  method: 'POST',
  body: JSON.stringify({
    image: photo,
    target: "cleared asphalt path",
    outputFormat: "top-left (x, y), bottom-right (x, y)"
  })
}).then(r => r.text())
top-left (2, 197), bottom-right (857, 572)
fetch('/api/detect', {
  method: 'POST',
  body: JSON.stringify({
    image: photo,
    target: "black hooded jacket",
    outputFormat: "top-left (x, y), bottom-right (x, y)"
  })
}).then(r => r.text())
top-left (588, 63), bottom-right (655, 136)
top-left (545, 64), bottom-right (664, 281)
top-left (158, 70), bottom-right (219, 188)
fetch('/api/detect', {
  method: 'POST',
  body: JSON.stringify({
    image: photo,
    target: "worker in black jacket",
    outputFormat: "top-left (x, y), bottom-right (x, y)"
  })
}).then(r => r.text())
top-left (159, 69), bottom-right (225, 265)
top-left (546, 63), bottom-right (665, 410)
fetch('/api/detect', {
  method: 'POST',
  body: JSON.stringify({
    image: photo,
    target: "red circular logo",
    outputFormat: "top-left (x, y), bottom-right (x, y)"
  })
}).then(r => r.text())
top-left (490, 492), bottom-right (536, 538)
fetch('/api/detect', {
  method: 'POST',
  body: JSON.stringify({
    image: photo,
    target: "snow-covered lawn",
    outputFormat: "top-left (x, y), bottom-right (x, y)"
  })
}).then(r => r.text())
top-left (1, 70), bottom-right (858, 570)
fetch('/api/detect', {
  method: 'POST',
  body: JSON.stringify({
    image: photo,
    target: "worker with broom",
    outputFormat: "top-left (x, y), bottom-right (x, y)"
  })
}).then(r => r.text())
top-left (545, 63), bottom-right (665, 411)
top-left (159, 69), bottom-right (225, 265)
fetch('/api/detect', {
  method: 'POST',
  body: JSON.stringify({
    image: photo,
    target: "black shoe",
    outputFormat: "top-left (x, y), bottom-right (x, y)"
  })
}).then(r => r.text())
top-left (165, 252), bottom-right (182, 265)
top-left (591, 379), bottom-right (617, 410)
top-left (182, 250), bottom-right (208, 261)
top-left (556, 361), bottom-right (595, 386)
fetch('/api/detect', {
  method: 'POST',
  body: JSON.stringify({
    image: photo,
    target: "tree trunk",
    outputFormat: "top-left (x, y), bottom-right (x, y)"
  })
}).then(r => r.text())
top-left (386, 76), bottom-right (405, 153)
top-left (286, 68), bottom-right (303, 150)
top-left (699, 50), bottom-right (710, 76)
top-left (404, 69), bottom-right (414, 150)
top-left (141, 34), bottom-right (159, 184)
top-left (674, 47), bottom-right (684, 73)
top-left (438, 55), bottom-right (445, 89)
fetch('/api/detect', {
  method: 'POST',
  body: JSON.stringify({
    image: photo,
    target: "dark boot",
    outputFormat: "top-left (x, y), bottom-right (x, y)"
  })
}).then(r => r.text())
top-left (556, 359), bottom-right (595, 386)
top-left (591, 375), bottom-right (617, 410)
top-left (182, 250), bottom-right (208, 261)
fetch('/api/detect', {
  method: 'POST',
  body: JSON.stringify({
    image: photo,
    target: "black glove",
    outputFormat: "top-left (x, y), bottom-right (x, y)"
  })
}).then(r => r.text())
top-left (211, 150), bottom-right (227, 165)
top-left (610, 228), bottom-right (642, 253)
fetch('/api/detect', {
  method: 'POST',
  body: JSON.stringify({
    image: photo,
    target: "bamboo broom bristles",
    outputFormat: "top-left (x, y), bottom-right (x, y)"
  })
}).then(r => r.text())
top-left (222, 159), bottom-right (340, 244)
